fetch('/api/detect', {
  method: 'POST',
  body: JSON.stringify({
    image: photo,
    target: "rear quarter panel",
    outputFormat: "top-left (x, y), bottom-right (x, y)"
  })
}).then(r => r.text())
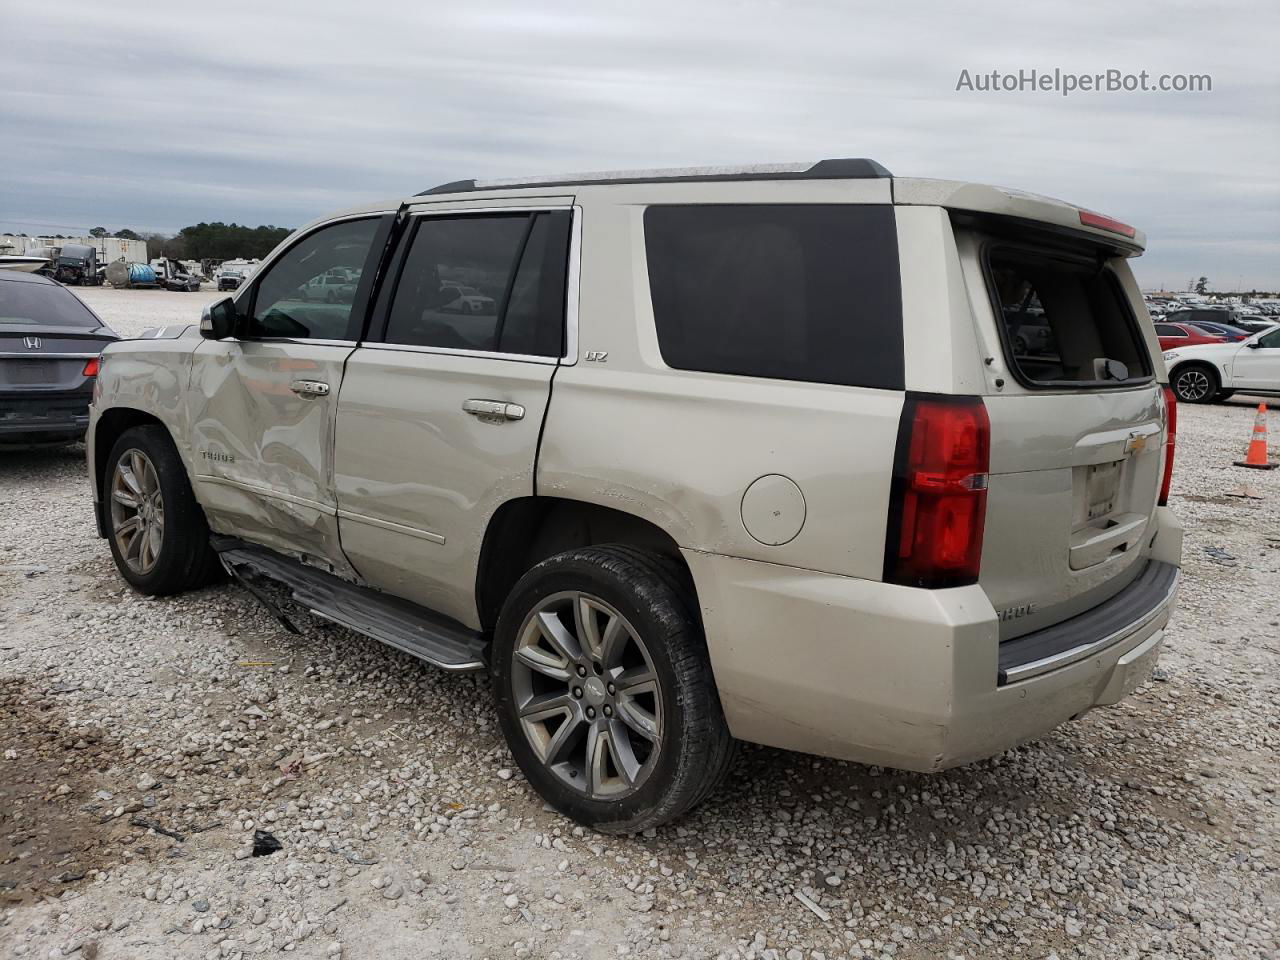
top-left (536, 184), bottom-right (902, 579)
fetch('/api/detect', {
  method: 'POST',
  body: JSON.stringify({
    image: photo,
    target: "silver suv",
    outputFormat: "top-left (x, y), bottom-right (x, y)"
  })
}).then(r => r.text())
top-left (87, 159), bottom-right (1183, 832)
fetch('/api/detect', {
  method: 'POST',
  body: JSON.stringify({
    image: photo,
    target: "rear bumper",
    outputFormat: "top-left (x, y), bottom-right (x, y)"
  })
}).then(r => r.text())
top-left (0, 390), bottom-right (92, 439)
top-left (682, 507), bottom-right (1183, 770)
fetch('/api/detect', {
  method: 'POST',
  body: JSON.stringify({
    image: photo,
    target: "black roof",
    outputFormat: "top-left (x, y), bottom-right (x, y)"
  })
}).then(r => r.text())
top-left (418, 158), bottom-right (892, 196)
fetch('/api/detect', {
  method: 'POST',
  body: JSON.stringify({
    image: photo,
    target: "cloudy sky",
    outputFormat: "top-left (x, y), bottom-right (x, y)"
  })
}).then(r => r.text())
top-left (3, 0), bottom-right (1277, 290)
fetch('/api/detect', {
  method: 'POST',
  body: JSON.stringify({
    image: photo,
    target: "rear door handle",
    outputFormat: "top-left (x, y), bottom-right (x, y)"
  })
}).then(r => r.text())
top-left (462, 399), bottom-right (525, 421)
top-left (290, 379), bottom-right (330, 398)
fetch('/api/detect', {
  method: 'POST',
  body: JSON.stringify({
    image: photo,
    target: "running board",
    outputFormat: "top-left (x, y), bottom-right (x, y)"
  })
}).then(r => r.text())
top-left (214, 542), bottom-right (487, 672)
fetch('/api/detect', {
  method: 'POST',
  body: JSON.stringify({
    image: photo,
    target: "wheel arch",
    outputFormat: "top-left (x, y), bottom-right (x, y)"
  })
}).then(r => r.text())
top-left (475, 497), bottom-right (693, 633)
top-left (91, 409), bottom-right (175, 536)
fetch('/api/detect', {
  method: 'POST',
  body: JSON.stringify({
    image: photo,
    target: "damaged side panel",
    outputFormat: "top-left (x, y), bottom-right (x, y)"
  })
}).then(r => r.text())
top-left (187, 339), bottom-right (358, 577)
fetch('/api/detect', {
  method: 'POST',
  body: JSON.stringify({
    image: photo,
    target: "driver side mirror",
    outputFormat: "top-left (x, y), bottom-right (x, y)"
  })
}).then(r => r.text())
top-left (200, 296), bottom-right (239, 340)
top-left (1246, 340), bottom-right (1261, 349)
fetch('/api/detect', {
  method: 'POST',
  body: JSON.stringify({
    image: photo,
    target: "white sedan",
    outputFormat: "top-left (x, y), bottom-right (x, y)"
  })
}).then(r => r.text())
top-left (1163, 325), bottom-right (1280, 403)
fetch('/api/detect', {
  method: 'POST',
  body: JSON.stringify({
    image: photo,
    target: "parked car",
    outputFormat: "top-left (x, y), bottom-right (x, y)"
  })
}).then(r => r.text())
top-left (1233, 315), bottom-right (1278, 334)
top-left (1, 272), bottom-right (117, 442)
top-left (1163, 326), bottom-right (1280, 402)
top-left (86, 160), bottom-right (1183, 831)
top-left (1186, 320), bottom-right (1250, 342)
top-left (217, 269), bottom-right (246, 292)
top-left (1155, 321), bottom-right (1226, 351)
top-left (300, 269), bottom-right (358, 303)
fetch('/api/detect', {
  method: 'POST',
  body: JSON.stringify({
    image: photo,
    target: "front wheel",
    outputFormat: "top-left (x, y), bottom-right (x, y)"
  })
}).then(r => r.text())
top-left (105, 425), bottom-right (223, 595)
top-left (492, 546), bottom-right (736, 833)
top-left (1171, 364), bottom-right (1218, 403)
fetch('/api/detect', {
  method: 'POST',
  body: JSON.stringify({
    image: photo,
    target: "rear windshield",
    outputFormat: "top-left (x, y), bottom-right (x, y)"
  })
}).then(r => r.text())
top-left (986, 246), bottom-right (1151, 387)
top-left (0, 279), bottom-right (101, 327)
top-left (644, 204), bottom-right (903, 390)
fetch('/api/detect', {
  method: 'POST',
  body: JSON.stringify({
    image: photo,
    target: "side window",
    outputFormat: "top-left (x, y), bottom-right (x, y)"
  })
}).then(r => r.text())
top-left (1154, 323), bottom-right (1181, 337)
top-left (1258, 329), bottom-right (1280, 349)
top-left (248, 218), bottom-right (379, 340)
top-left (383, 211), bottom-right (571, 357)
top-left (643, 204), bottom-right (903, 389)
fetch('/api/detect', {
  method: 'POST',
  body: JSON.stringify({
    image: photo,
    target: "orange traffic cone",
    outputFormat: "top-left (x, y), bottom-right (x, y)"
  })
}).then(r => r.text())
top-left (1234, 403), bottom-right (1277, 470)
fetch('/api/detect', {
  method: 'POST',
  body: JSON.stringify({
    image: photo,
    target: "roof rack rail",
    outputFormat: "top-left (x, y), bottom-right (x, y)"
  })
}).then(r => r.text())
top-left (416, 158), bottom-right (892, 196)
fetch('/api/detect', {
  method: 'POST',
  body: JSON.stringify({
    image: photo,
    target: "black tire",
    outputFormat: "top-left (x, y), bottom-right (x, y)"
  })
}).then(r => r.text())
top-left (104, 425), bottom-right (223, 595)
top-left (1171, 363), bottom-right (1218, 403)
top-left (492, 545), bottom-right (737, 833)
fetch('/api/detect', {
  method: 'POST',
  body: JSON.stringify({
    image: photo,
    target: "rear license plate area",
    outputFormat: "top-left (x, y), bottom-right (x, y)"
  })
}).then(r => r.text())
top-left (14, 362), bottom-right (52, 384)
top-left (1084, 460), bottom-right (1123, 521)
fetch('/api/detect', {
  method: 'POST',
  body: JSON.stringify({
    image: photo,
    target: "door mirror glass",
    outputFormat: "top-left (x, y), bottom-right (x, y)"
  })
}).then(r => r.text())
top-left (200, 297), bottom-right (238, 339)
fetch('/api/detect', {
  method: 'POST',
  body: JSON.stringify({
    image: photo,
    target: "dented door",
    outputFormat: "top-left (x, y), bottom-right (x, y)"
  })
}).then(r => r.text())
top-left (188, 339), bottom-right (356, 574)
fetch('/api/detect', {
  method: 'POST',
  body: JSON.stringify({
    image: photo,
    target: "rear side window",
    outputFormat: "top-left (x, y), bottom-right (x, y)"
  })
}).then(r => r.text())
top-left (383, 211), bottom-right (571, 357)
top-left (986, 246), bottom-right (1151, 387)
top-left (644, 205), bottom-right (903, 390)
top-left (1154, 323), bottom-right (1182, 337)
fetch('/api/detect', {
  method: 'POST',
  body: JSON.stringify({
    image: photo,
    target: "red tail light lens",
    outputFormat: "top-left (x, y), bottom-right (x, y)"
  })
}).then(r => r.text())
top-left (82, 357), bottom-right (100, 377)
top-left (1159, 385), bottom-right (1176, 506)
top-left (1078, 210), bottom-right (1137, 238)
top-left (884, 396), bottom-right (990, 588)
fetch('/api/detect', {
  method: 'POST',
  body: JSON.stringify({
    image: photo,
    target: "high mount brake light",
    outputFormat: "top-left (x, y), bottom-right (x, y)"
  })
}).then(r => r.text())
top-left (884, 396), bottom-right (990, 589)
top-left (1078, 210), bottom-right (1137, 239)
top-left (1159, 386), bottom-right (1177, 506)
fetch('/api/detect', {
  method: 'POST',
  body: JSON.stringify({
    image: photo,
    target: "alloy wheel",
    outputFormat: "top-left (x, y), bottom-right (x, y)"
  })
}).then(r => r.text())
top-left (1175, 368), bottom-right (1211, 402)
top-left (109, 449), bottom-right (165, 574)
top-left (510, 591), bottom-right (663, 799)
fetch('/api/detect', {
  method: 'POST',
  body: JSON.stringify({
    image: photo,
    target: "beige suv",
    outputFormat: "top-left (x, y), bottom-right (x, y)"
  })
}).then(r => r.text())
top-left (87, 159), bottom-right (1183, 832)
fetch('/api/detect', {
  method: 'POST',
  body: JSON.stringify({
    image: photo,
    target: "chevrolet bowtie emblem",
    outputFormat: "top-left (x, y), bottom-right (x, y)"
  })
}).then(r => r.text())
top-left (1125, 432), bottom-right (1147, 454)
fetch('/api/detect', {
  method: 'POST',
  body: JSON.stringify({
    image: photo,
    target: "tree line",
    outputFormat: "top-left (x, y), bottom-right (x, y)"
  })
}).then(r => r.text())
top-left (84, 223), bottom-right (294, 261)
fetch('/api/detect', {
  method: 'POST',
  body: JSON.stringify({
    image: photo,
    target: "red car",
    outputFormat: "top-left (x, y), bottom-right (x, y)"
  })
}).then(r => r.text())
top-left (1154, 321), bottom-right (1226, 351)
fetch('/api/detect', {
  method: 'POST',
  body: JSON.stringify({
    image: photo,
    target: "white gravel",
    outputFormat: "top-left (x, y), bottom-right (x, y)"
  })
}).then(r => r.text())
top-left (0, 284), bottom-right (1276, 959)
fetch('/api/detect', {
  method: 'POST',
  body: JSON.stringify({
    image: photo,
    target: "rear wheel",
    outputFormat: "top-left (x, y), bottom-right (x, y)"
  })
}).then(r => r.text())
top-left (492, 546), bottom-right (736, 833)
top-left (1171, 364), bottom-right (1218, 403)
top-left (105, 425), bottom-right (222, 595)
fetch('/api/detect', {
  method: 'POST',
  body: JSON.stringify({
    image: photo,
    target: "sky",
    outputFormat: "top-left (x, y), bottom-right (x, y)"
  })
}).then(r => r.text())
top-left (2, 0), bottom-right (1277, 291)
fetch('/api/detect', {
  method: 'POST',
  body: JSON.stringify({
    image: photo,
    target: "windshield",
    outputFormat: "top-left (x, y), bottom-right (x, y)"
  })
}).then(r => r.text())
top-left (0, 279), bottom-right (102, 327)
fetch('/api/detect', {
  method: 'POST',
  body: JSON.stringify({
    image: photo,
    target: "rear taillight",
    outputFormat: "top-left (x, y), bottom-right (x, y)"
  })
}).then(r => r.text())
top-left (1159, 385), bottom-right (1176, 506)
top-left (82, 357), bottom-right (100, 377)
top-left (884, 395), bottom-right (990, 588)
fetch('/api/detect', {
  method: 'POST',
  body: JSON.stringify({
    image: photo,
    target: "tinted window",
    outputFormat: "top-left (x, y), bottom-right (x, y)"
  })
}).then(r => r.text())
top-left (383, 212), bottom-right (571, 357)
top-left (1154, 323), bottom-right (1182, 336)
top-left (1258, 329), bottom-right (1280, 348)
top-left (0, 279), bottom-right (101, 327)
top-left (643, 204), bottom-right (903, 389)
top-left (987, 247), bottom-right (1151, 386)
top-left (249, 218), bottom-right (380, 340)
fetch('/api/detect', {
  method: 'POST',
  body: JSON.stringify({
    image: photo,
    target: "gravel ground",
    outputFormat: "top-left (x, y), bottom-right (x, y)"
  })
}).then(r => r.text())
top-left (1, 285), bottom-right (1277, 960)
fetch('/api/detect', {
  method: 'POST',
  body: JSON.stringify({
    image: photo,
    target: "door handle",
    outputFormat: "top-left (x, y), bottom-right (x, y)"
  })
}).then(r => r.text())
top-left (290, 379), bottom-right (330, 398)
top-left (462, 399), bottom-right (525, 421)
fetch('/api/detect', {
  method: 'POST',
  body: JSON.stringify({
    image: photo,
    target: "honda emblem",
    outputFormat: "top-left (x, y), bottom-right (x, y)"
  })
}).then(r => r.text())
top-left (23, 336), bottom-right (41, 349)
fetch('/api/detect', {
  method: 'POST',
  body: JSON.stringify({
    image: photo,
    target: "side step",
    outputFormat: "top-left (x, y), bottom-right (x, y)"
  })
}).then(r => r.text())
top-left (214, 541), bottom-right (487, 672)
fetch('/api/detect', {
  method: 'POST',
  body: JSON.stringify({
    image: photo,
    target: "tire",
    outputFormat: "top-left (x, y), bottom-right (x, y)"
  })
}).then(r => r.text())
top-left (492, 545), bottom-right (737, 833)
top-left (104, 425), bottom-right (223, 595)
top-left (1171, 364), bottom-right (1218, 403)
